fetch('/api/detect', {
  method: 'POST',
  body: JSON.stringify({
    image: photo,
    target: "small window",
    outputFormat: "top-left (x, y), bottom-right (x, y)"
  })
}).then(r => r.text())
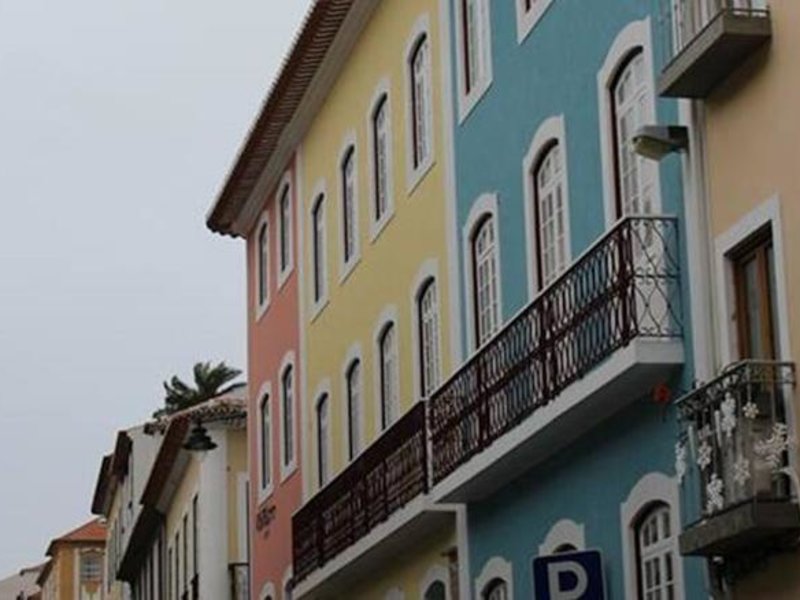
top-left (312, 195), bottom-right (326, 304)
top-left (346, 360), bottom-right (362, 461)
top-left (533, 142), bottom-right (568, 289)
top-left (636, 504), bottom-right (675, 600)
top-left (279, 183), bottom-right (293, 276)
top-left (341, 146), bottom-right (358, 265)
top-left (424, 581), bottom-right (447, 600)
top-left (372, 95), bottom-right (391, 223)
top-left (260, 394), bottom-right (272, 491)
top-left (482, 579), bottom-right (508, 600)
top-left (733, 231), bottom-right (778, 360)
top-left (472, 216), bottom-right (500, 347)
top-left (417, 279), bottom-right (441, 397)
top-left (281, 366), bottom-right (295, 469)
top-left (257, 221), bottom-right (269, 308)
top-left (410, 34), bottom-right (432, 171)
top-left (80, 552), bottom-right (102, 583)
top-left (316, 394), bottom-right (330, 487)
top-left (460, 0), bottom-right (488, 95)
top-left (379, 323), bottom-right (399, 429)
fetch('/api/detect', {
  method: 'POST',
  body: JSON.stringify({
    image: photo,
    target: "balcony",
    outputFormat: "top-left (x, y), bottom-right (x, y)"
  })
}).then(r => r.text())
top-left (677, 361), bottom-right (800, 556)
top-left (658, 0), bottom-right (771, 98)
top-left (229, 564), bottom-right (248, 600)
top-left (429, 216), bottom-right (684, 501)
top-left (293, 402), bottom-right (447, 597)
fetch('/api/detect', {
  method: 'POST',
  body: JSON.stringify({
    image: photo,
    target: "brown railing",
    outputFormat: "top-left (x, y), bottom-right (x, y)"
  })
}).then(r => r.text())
top-left (229, 563), bottom-right (249, 600)
top-left (292, 401), bottom-right (428, 584)
top-left (677, 361), bottom-right (796, 518)
top-left (429, 216), bottom-right (682, 485)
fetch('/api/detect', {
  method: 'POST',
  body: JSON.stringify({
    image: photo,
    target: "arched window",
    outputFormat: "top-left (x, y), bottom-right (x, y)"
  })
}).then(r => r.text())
top-left (533, 142), bottom-right (567, 289)
top-left (279, 182), bottom-right (293, 276)
top-left (379, 323), bottom-right (399, 429)
top-left (423, 581), bottom-right (446, 600)
top-left (281, 365), bottom-right (294, 470)
top-left (257, 221), bottom-right (269, 307)
top-left (417, 278), bottom-right (440, 397)
top-left (472, 216), bottom-right (500, 347)
top-left (410, 34), bottom-right (431, 170)
top-left (346, 360), bottom-right (362, 460)
top-left (260, 393), bottom-right (271, 491)
top-left (372, 94), bottom-right (390, 222)
top-left (482, 579), bottom-right (508, 600)
top-left (312, 194), bottom-right (326, 304)
top-left (316, 394), bottom-right (330, 487)
top-left (636, 503), bottom-right (675, 600)
top-left (341, 146), bottom-right (357, 264)
top-left (611, 50), bottom-right (655, 219)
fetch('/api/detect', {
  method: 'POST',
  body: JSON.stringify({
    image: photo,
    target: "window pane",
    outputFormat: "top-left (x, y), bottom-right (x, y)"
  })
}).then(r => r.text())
top-left (317, 395), bottom-right (329, 486)
top-left (313, 197), bottom-right (325, 302)
top-left (280, 186), bottom-right (291, 272)
top-left (261, 397), bottom-right (271, 488)
top-left (419, 281), bottom-right (441, 397)
top-left (380, 325), bottom-right (398, 429)
top-left (342, 149), bottom-right (356, 262)
top-left (347, 362), bottom-right (361, 460)
top-left (411, 36), bottom-right (430, 168)
top-left (473, 217), bottom-right (500, 346)
top-left (283, 368), bottom-right (294, 466)
top-left (374, 98), bottom-right (389, 220)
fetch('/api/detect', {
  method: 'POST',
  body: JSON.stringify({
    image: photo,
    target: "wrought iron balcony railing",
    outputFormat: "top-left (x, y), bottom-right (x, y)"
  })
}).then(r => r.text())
top-left (229, 563), bottom-right (249, 600)
top-left (429, 216), bottom-right (682, 486)
top-left (292, 401), bottom-right (428, 584)
top-left (658, 0), bottom-right (771, 97)
top-left (677, 361), bottom-right (800, 556)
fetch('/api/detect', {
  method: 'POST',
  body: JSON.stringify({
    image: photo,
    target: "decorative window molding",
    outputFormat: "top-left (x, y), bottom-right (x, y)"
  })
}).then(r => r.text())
top-left (410, 259), bottom-right (442, 399)
top-left (373, 305), bottom-right (400, 433)
top-left (405, 14), bottom-right (435, 193)
top-left (309, 181), bottom-right (329, 320)
top-left (341, 342), bottom-right (365, 463)
top-left (538, 519), bottom-right (586, 555)
top-left (258, 581), bottom-right (276, 600)
top-left (620, 472), bottom-right (684, 600)
top-left (314, 380), bottom-right (332, 490)
top-left (254, 212), bottom-right (271, 321)
top-left (282, 567), bottom-right (293, 600)
top-left (515, 0), bottom-right (555, 44)
top-left (522, 115), bottom-right (571, 300)
top-left (597, 17), bottom-right (662, 229)
top-left (454, 0), bottom-right (493, 122)
top-left (420, 564), bottom-right (451, 600)
top-left (279, 351), bottom-right (297, 482)
top-left (277, 171), bottom-right (294, 290)
top-left (367, 78), bottom-right (395, 242)
top-left (338, 131), bottom-right (360, 283)
top-left (256, 381), bottom-right (273, 502)
top-left (475, 556), bottom-right (513, 600)
top-left (462, 193), bottom-right (502, 351)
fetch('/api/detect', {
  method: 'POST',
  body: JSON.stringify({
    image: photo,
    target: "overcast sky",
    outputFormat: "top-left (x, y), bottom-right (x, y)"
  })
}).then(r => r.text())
top-left (0, 0), bottom-right (311, 576)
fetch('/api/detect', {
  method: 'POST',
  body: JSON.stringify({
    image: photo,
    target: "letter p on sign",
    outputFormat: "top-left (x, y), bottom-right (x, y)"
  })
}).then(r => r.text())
top-left (533, 550), bottom-right (605, 600)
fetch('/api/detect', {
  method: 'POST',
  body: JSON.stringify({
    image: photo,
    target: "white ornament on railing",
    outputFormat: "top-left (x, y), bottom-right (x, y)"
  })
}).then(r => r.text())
top-left (733, 455), bottom-right (751, 487)
top-left (697, 441), bottom-right (713, 471)
top-left (743, 401), bottom-right (759, 420)
top-left (720, 394), bottom-right (737, 439)
top-left (675, 441), bottom-right (687, 484)
top-left (706, 473), bottom-right (724, 514)
top-left (754, 423), bottom-right (796, 471)
top-left (698, 424), bottom-right (713, 440)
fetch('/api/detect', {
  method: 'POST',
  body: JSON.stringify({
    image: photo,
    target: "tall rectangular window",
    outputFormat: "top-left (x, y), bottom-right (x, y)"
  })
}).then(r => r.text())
top-left (372, 96), bottom-right (390, 222)
top-left (257, 222), bottom-right (269, 307)
top-left (281, 366), bottom-right (294, 469)
top-left (341, 148), bottom-right (357, 264)
top-left (346, 360), bottom-right (362, 461)
top-left (317, 394), bottom-right (330, 487)
top-left (182, 515), bottom-right (188, 593)
top-left (279, 184), bottom-right (292, 275)
top-left (379, 323), bottom-right (399, 429)
top-left (733, 231), bottom-right (777, 360)
top-left (312, 195), bottom-right (326, 304)
top-left (461, 0), bottom-right (480, 93)
top-left (534, 143), bottom-right (568, 289)
top-left (260, 395), bottom-right (272, 490)
top-left (192, 496), bottom-right (198, 578)
top-left (410, 35), bottom-right (431, 170)
top-left (472, 216), bottom-right (500, 347)
top-left (418, 280), bottom-right (441, 397)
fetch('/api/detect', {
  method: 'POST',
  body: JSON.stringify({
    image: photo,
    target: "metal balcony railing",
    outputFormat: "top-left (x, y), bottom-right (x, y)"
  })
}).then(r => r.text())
top-left (677, 361), bottom-right (796, 519)
top-left (429, 216), bottom-right (682, 485)
top-left (229, 563), bottom-right (249, 600)
top-left (292, 401), bottom-right (428, 584)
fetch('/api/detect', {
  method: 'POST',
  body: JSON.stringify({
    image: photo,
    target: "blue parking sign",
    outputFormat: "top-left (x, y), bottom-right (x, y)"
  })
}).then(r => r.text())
top-left (532, 549), bottom-right (605, 600)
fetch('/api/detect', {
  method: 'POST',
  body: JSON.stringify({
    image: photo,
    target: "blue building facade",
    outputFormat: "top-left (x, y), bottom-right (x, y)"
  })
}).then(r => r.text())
top-left (435, 0), bottom-right (708, 597)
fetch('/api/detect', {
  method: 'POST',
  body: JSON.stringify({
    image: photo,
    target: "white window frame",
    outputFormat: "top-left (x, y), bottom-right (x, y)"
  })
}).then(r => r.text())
top-left (341, 343), bottom-right (365, 463)
top-left (410, 259), bottom-right (442, 399)
top-left (538, 519), bottom-right (585, 555)
top-left (338, 133), bottom-right (360, 282)
top-left (309, 181), bottom-right (329, 319)
top-left (257, 382), bottom-right (273, 501)
top-left (474, 556), bottom-right (513, 600)
top-left (419, 564), bottom-right (451, 600)
top-left (620, 472), bottom-right (685, 600)
top-left (597, 18), bottom-right (662, 230)
top-left (373, 305), bottom-right (400, 433)
top-left (254, 212), bottom-right (271, 321)
top-left (367, 78), bottom-right (395, 242)
top-left (313, 380), bottom-right (332, 490)
top-left (277, 172), bottom-right (294, 290)
top-left (454, 0), bottom-right (493, 122)
top-left (405, 15), bottom-right (435, 193)
top-left (279, 352), bottom-right (297, 481)
top-left (522, 115), bottom-right (572, 300)
top-left (515, 0), bottom-right (555, 44)
top-left (463, 194), bottom-right (502, 350)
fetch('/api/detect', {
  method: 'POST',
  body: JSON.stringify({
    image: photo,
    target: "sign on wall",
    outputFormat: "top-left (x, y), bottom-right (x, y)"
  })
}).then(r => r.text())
top-left (532, 549), bottom-right (606, 600)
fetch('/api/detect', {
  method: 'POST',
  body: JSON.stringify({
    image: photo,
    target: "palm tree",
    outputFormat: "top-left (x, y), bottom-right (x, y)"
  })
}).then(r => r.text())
top-left (153, 361), bottom-right (243, 419)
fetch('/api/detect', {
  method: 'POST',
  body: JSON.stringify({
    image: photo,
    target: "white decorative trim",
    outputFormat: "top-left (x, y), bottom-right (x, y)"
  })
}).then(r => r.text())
top-left (474, 556), bottom-right (513, 599)
top-left (454, 0), bottom-right (493, 123)
top-left (312, 379), bottom-right (333, 491)
top-left (372, 304), bottom-right (401, 434)
top-left (538, 518), bottom-right (585, 555)
top-left (366, 77), bottom-right (395, 243)
top-left (278, 351), bottom-right (298, 482)
top-left (309, 179), bottom-right (329, 321)
top-left (340, 342), bottom-right (365, 464)
top-left (256, 381), bottom-right (274, 503)
top-left (410, 258), bottom-right (441, 399)
top-left (620, 472), bottom-right (685, 600)
top-left (462, 193), bottom-right (503, 352)
top-left (258, 580), bottom-right (276, 600)
top-left (419, 564), bottom-right (451, 599)
top-left (296, 143), bottom-right (311, 502)
top-left (516, 0), bottom-right (555, 44)
top-left (276, 170), bottom-right (295, 291)
top-left (521, 114), bottom-right (572, 301)
top-left (385, 587), bottom-right (405, 600)
top-left (404, 13), bottom-right (436, 194)
top-left (596, 17), bottom-right (662, 229)
top-left (713, 196), bottom-right (791, 364)
top-left (254, 210), bottom-right (271, 322)
top-left (338, 130), bottom-right (361, 284)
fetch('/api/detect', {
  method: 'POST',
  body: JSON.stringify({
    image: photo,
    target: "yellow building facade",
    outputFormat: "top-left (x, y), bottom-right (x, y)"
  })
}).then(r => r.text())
top-left (37, 519), bottom-right (106, 600)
